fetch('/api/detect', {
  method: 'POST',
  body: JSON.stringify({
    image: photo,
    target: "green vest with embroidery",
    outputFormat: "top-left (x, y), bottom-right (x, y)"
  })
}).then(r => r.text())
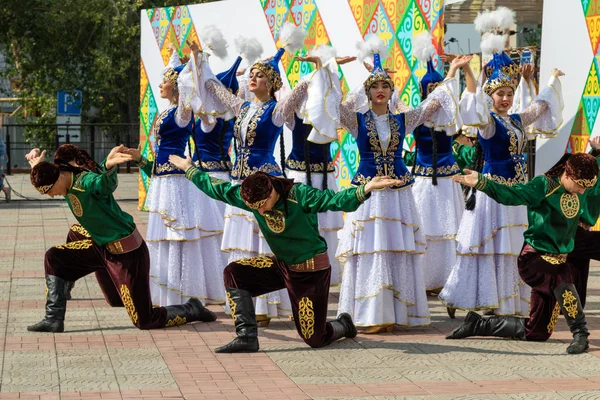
top-left (579, 157), bottom-right (600, 227)
top-left (184, 166), bottom-right (369, 265)
top-left (475, 174), bottom-right (583, 254)
top-left (65, 162), bottom-right (136, 246)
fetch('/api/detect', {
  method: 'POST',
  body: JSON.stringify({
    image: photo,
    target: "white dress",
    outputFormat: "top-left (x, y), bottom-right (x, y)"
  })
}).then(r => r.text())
top-left (323, 76), bottom-right (460, 328)
top-left (146, 52), bottom-right (228, 306)
top-left (439, 76), bottom-right (564, 315)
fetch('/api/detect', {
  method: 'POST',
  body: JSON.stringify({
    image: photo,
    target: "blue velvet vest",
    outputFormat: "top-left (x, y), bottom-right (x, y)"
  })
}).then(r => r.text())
top-left (286, 115), bottom-right (334, 173)
top-left (231, 99), bottom-right (283, 181)
top-left (351, 111), bottom-right (413, 190)
top-left (413, 125), bottom-right (460, 177)
top-left (192, 118), bottom-right (234, 172)
top-left (153, 106), bottom-right (193, 176)
top-left (479, 112), bottom-right (527, 185)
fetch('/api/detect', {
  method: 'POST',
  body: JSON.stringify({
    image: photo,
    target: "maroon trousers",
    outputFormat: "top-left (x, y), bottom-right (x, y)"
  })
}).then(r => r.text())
top-left (45, 226), bottom-right (167, 329)
top-left (66, 225), bottom-right (124, 307)
top-left (567, 227), bottom-right (600, 309)
top-left (518, 248), bottom-right (576, 341)
top-left (223, 256), bottom-right (335, 348)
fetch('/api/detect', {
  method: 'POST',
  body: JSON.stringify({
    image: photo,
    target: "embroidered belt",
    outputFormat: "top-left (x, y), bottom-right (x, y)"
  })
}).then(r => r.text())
top-left (106, 229), bottom-right (143, 255)
top-left (578, 221), bottom-right (592, 231)
top-left (288, 252), bottom-right (330, 272)
top-left (521, 244), bottom-right (567, 265)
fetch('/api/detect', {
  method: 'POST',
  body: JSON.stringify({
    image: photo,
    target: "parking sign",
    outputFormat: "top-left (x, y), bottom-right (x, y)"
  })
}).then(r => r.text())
top-left (56, 90), bottom-right (82, 115)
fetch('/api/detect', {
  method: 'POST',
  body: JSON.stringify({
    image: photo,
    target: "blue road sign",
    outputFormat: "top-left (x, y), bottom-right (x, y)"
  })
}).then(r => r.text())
top-left (57, 90), bottom-right (83, 115)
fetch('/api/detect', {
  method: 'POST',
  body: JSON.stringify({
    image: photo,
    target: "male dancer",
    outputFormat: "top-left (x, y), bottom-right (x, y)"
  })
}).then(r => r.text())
top-left (450, 153), bottom-right (599, 354)
top-left (27, 145), bottom-right (216, 332)
top-left (164, 151), bottom-right (404, 353)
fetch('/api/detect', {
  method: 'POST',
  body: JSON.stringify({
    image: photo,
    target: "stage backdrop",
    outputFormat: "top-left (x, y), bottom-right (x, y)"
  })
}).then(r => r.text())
top-left (139, 0), bottom-right (444, 210)
top-left (538, 0), bottom-right (600, 229)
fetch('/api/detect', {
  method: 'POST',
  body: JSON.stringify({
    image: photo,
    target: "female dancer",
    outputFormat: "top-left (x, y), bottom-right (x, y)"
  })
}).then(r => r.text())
top-left (193, 23), bottom-right (321, 325)
top-left (439, 34), bottom-right (564, 316)
top-left (143, 42), bottom-right (227, 306)
top-left (331, 39), bottom-right (465, 333)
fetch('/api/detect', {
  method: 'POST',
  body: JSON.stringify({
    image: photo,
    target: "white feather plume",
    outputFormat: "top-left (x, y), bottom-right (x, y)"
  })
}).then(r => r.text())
top-left (474, 9), bottom-right (495, 33)
top-left (234, 37), bottom-right (263, 66)
top-left (279, 22), bottom-right (306, 53)
top-left (309, 44), bottom-right (337, 64)
top-left (493, 6), bottom-right (516, 32)
top-left (199, 25), bottom-right (228, 59)
top-left (412, 31), bottom-right (436, 63)
top-left (356, 36), bottom-right (388, 62)
top-left (480, 33), bottom-right (507, 55)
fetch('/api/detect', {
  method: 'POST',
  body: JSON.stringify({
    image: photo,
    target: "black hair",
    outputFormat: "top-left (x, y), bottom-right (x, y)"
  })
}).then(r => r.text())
top-left (411, 127), bottom-right (440, 186)
top-left (279, 134), bottom-right (287, 178)
top-left (464, 140), bottom-right (484, 211)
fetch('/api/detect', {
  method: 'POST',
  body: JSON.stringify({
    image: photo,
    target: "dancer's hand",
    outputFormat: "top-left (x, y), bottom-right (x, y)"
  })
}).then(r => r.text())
top-left (551, 68), bottom-right (565, 78)
top-left (169, 154), bottom-right (193, 171)
top-left (364, 176), bottom-right (404, 193)
top-left (440, 53), bottom-right (458, 63)
top-left (166, 42), bottom-right (177, 54)
top-left (236, 68), bottom-right (246, 76)
top-left (590, 136), bottom-right (600, 149)
top-left (452, 169), bottom-right (479, 188)
top-left (521, 64), bottom-right (534, 82)
top-left (295, 55), bottom-right (322, 69)
top-left (26, 149), bottom-right (46, 167)
top-left (120, 146), bottom-right (142, 162)
top-left (105, 145), bottom-right (133, 169)
top-left (336, 56), bottom-right (357, 65)
top-left (363, 61), bottom-right (396, 74)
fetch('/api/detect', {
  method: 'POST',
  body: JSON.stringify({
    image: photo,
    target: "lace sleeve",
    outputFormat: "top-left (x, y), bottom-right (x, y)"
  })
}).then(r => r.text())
top-left (390, 87), bottom-right (411, 114)
top-left (273, 80), bottom-right (309, 127)
top-left (339, 102), bottom-right (358, 137)
top-left (460, 86), bottom-right (495, 139)
top-left (174, 62), bottom-right (193, 128)
top-left (519, 76), bottom-right (563, 138)
top-left (205, 79), bottom-right (245, 117)
top-left (404, 78), bottom-right (460, 134)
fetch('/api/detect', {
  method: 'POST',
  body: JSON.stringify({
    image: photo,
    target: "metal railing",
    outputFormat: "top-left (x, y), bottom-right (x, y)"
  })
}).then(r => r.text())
top-left (2, 123), bottom-right (139, 174)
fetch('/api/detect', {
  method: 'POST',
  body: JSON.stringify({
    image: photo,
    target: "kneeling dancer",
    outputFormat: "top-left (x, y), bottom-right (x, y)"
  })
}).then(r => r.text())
top-left (28, 146), bottom-right (216, 332)
top-left (449, 153), bottom-right (599, 354)
top-left (168, 153), bottom-right (403, 352)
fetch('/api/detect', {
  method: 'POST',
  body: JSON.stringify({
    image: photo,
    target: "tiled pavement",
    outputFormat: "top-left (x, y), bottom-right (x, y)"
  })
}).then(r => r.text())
top-left (1, 173), bottom-right (600, 400)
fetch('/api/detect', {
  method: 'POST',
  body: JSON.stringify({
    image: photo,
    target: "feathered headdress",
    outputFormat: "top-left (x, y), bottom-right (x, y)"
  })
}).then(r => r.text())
top-left (482, 33), bottom-right (517, 96)
top-left (412, 31), bottom-right (443, 99)
top-left (357, 36), bottom-right (393, 95)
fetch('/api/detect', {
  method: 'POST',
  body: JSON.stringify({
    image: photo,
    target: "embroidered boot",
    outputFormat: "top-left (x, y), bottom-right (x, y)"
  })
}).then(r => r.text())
top-left (329, 313), bottom-right (358, 342)
top-left (27, 275), bottom-right (68, 332)
top-left (215, 288), bottom-right (259, 353)
top-left (446, 311), bottom-right (526, 340)
top-left (163, 298), bottom-right (217, 327)
top-left (553, 283), bottom-right (589, 354)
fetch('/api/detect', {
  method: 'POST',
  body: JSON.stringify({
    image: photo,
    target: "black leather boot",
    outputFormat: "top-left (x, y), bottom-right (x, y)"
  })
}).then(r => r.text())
top-left (554, 283), bottom-right (589, 354)
top-left (64, 281), bottom-right (75, 300)
top-left (163, 298), bottom-right (217, 327)
top-left (27, 275), bottom-right (68, 332)
top-left (328, 313), bottom-right (358, 342)
top-left (446, 311), bottom-right (526, 340)
top-left (215, 288), bottom-right (259, 353)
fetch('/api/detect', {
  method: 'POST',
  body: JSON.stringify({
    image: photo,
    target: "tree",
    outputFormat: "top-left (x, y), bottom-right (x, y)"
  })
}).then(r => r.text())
top-left (0, 0), bottom-right (216, 145)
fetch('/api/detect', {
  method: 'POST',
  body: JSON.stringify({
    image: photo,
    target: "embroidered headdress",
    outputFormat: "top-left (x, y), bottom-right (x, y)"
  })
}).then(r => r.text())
top-left (30, 162), bottom-right (60, 195)
top-left (250, 22), bottom-right (305, 93)
top-left (481, 33), bottom-right (517, 96)
top-left (412, 31), bottom-right (443, 99)
top-left (358, 36), bottom-right (394, 95)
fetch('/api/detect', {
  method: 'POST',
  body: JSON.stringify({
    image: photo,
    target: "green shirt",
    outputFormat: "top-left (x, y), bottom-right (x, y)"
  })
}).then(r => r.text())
top-left (138, 156), bottom-right (154, 177)
top-left (452, 142), bottom-right (476, 172)
top-left (579, 154), bottom-right (600, 227)
top-left (184, 166), bottom-right (370, 264)
top-left (475, 173), bottom-right (583, 254)
top-left (65, 161), bottom-right (136, 246)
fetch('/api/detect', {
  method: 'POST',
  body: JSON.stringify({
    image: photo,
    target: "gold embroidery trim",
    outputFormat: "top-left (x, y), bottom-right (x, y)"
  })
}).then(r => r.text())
top-left (285, 158), bottom-right (335, 173)
top-left (298, 297), bottom-right (315, 340)
top-left (413, 163), bottom-right (460, 177)
top-left (561, 290), bottom-right (579, 318)
top-left (226, 292), bottom-right (237, 322)
top-left (236, 257), bottom-right (274, 268)
top-left (573, 176), bottom-right (597, 188)
top-left (70, 224), bottom-right (91, 238)
top-left (67, 194), bottom-right (83, 218)
top-left (263, 210), bottom-right (285, 233)
top-left (245, 198), bottom-right (268, 210)
top-left (35, 184), bottom-right (53, 194)
top-left (72, 172), bottom-right (87, 192)
top-left (120, 285), bottom-right (138, 324)
top-left (165, 315), bottom-right (187, 327)
top-left (540, 254), bottom-right (567, 265)
top-left (55, 239), bottom-right (93, 250)
top-left (560, 193), bottom-right (580, 219)
top-left (547, 302), bottom-right (560, 334)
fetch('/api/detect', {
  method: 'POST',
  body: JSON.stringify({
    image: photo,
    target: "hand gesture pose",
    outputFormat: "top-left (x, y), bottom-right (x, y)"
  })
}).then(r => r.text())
top-left (451, 169), bottom-right (479, 188)
top-left (295, 55), bottom-right (322, 69)
top-left (364, 176), bottom-right (407, 193)
top-left (335, 56), bottom-right (357, 65)
top-left (105, 145), bottom-right (133, 169)
top-left (25, 148), bottom-right (46, 167)
top-left (168, 154), bottom-right (193, 171)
